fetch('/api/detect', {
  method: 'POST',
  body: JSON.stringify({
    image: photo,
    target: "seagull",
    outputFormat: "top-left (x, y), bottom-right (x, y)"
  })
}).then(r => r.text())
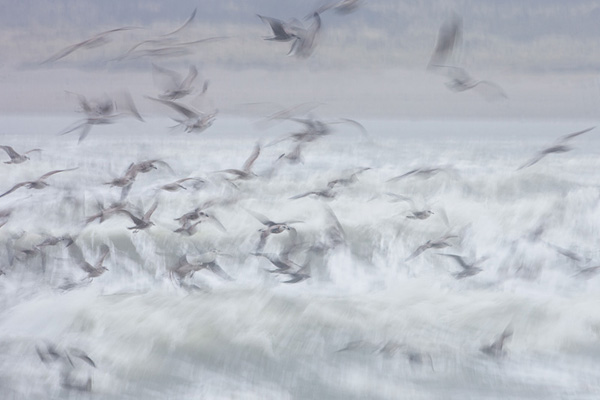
top-left (247, 209), bottom-right (301, 251)
top-left (0, 168), bottom-right (78, 198)
top-left (387, 166), bottom-right (452, 182)
top-left (119, 201), bottom-right (158, 232)
top-left (433, 65), bottom-right (508, 100)
top-left (327, 167), bottom-right (371, 188)
top-left (127, 159), bottom-right (174, 176)
top-left (173, 221), bottom-right (202, 236)
top-left (0, 145), bottom-right (41, 164)
top-left (480, 326), bottom-right (513, 358)
top-left (147, 97), bottom-right (216, 133)
top-left (41, 26), bottom-right (139, 64)
top-left (60, 92), bottom-right (143, 143)
top-left (70, 244), bottom-right (110, 279)
top-left (252, 251), bottom-right (301, 273)
top-left (159, 177), bottom-right (205, 192)
top-left (280, 262), bottom-right (311, 284)
top-left (170, 252), bottom-right (233, 281)
top-left (289, 187), bottom-right (336, 200)
top-left (85, 201), bottom-right (129, 225)
top-left (257, 14), bottom-right (302, 42)
top-left (437, 253), bottom-right (487, 279)
top-left (406, 234), bottom-right (457, 261)
top-left (36, 234), bottom-right (74, 249)
top-left (216, 142), bottom-right (261, 181)
top-left (152, 64), bottom-right (202, 101)
top-left (517, 127), bottom-right (595, 170)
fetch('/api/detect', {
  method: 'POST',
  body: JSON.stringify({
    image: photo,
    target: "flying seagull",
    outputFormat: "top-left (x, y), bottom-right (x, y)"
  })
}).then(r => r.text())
top-left (517, 127), bottom-right (595, 170)
top-left (0, 168), bottom-right (78, 198)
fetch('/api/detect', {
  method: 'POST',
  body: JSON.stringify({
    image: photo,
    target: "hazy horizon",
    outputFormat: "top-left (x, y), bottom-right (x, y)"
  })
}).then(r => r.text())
top-left (1, 0), bottom-right (599, 119)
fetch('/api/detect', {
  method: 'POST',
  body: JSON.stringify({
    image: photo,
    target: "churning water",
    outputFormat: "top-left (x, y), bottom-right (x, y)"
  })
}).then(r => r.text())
top-left (0, 115), bottom-right (599, 399)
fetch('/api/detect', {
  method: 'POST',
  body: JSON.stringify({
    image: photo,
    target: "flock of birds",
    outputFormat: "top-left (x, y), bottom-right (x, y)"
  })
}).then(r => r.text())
top-left (1, 1), bottom-right (598, 394)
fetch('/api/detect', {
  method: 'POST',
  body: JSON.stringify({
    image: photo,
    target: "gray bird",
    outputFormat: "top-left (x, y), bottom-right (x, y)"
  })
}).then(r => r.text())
top-left (41, 26), bottom-right (139, 64)
top-left (69, 243), bottom-right (110, 278)
top-left (217, 142), bottom-right (261, 181)
top-left (437, 253), bottom-right (487, 279)
top-left (518, 127), bottom-right (595, 170)
top-left (0, 145), bottom-right (41, 164)
top-left (257, 14), bottom-right (302, 42)
top-left (480, 326), bottom-right (513, 358)
top-left (119, 201), bottom-right (158, 232)
top-left (406, 234), bottom-right (457, 261)
top-left (247, 209), bottom-right (301, 251)
top-left (147, 97), bottom-right (216, 133)
top-left (0, 168), bottom-right (78, 198)
top-left (153, 64), bottom-right (201, 101)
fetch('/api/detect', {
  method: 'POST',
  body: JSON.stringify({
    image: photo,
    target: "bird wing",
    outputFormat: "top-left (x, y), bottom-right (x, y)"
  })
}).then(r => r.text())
top-left (24, 148), bottom-right (42, 155)
top-left (427, 15), bottom-right (462, 69)
top-left (246, 209), bottom-right (273, 225)
top-left (437, 253), bottom-right (471, 270)
top-left (206, 261), bottom-right (234, 280)
top-left (0, 182), bottom-right (30, 198)
top-left (144, 201), bottom-right (159, 221)
top-left (0, 145), bottom-right (19, 159)
top-left (153, 63), bottom-right (183, 93)
top-left (146, 97), bottom-right (199, 119)
top-left (258, 15), bottom-right (293, 40)
top-left (180, 65), bottom-right (199, 91)
top-left (517, 152), bottom-right (546, 170)
top-left (242, 143), bottom-right (261, 172)
top-left (557, 126), bottom-right (595, 143)
top-left (39, 167), bottom-right (78, 181)
top-left (95, 244), bottom-right (110, 268)
top-left (162, 8), bottom-right (197, 36)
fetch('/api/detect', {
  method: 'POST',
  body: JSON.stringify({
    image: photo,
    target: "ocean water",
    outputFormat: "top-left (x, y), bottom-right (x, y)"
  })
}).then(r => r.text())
top-left (0, 115), bottom-right (599, 399)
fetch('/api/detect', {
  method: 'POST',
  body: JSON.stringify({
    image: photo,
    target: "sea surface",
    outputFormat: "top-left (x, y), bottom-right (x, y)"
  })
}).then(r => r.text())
top-left (0, 115), bottom-right (599, 399)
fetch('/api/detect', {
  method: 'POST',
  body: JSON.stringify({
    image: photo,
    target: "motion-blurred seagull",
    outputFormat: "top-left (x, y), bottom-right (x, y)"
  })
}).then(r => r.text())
top-left (252, 251), bottom-right (301, 273)
top-left (517, 127), bottom-right (595, 170)
top-left (406, 234), bottom-right (457, 261)
top-left (119, 201), bottom-right (158, 232)
top-left (0, 168), bottom-right (77, 198)
top-left (438, 66), bottom-right (508, 100)
top-left (0, 145), bottom-right (41, 164)
top-left (480, 325), bottom-right (513, 358)
top-left (217, 142), bottom-right (261, 181)
top-left (41, 26), bottom-right (139, 64)
top-left (147, 97), bottom-right (216, 133)
top-left (327, 167), bottom-right (371, 189)
top-left (387, 166), bottom-right (454, 182)
top-left (70, 244), bottom-right (110, 279)
top-left (170, 253), bottom-right (233, 281)
top-left (159, 177), bottom-right (205, 192)
top-left (152, 64), bottom-right (203, 101)
top-left (85, 201), bottom-right (129, 225)
top-left (257, 14), bottom-right (302, 42)
top-left (60, 92), bottom-right (144, 143)
top-left (438, 253), bottom-right (487, 279)
top-left (247, 209), bottom-right (301, 251)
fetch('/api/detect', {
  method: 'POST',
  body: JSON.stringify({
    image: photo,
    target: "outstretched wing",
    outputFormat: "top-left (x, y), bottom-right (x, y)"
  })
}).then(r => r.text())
top-left (0, 182), bottom-right (30, 198)
top-left (0, 145), bottom-right (19, 159)
top-left (39, 167), bottom-right (78, 181)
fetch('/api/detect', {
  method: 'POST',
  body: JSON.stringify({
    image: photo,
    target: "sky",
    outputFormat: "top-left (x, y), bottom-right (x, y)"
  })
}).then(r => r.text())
top-left (0, 0), bottom-right (599, 119)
